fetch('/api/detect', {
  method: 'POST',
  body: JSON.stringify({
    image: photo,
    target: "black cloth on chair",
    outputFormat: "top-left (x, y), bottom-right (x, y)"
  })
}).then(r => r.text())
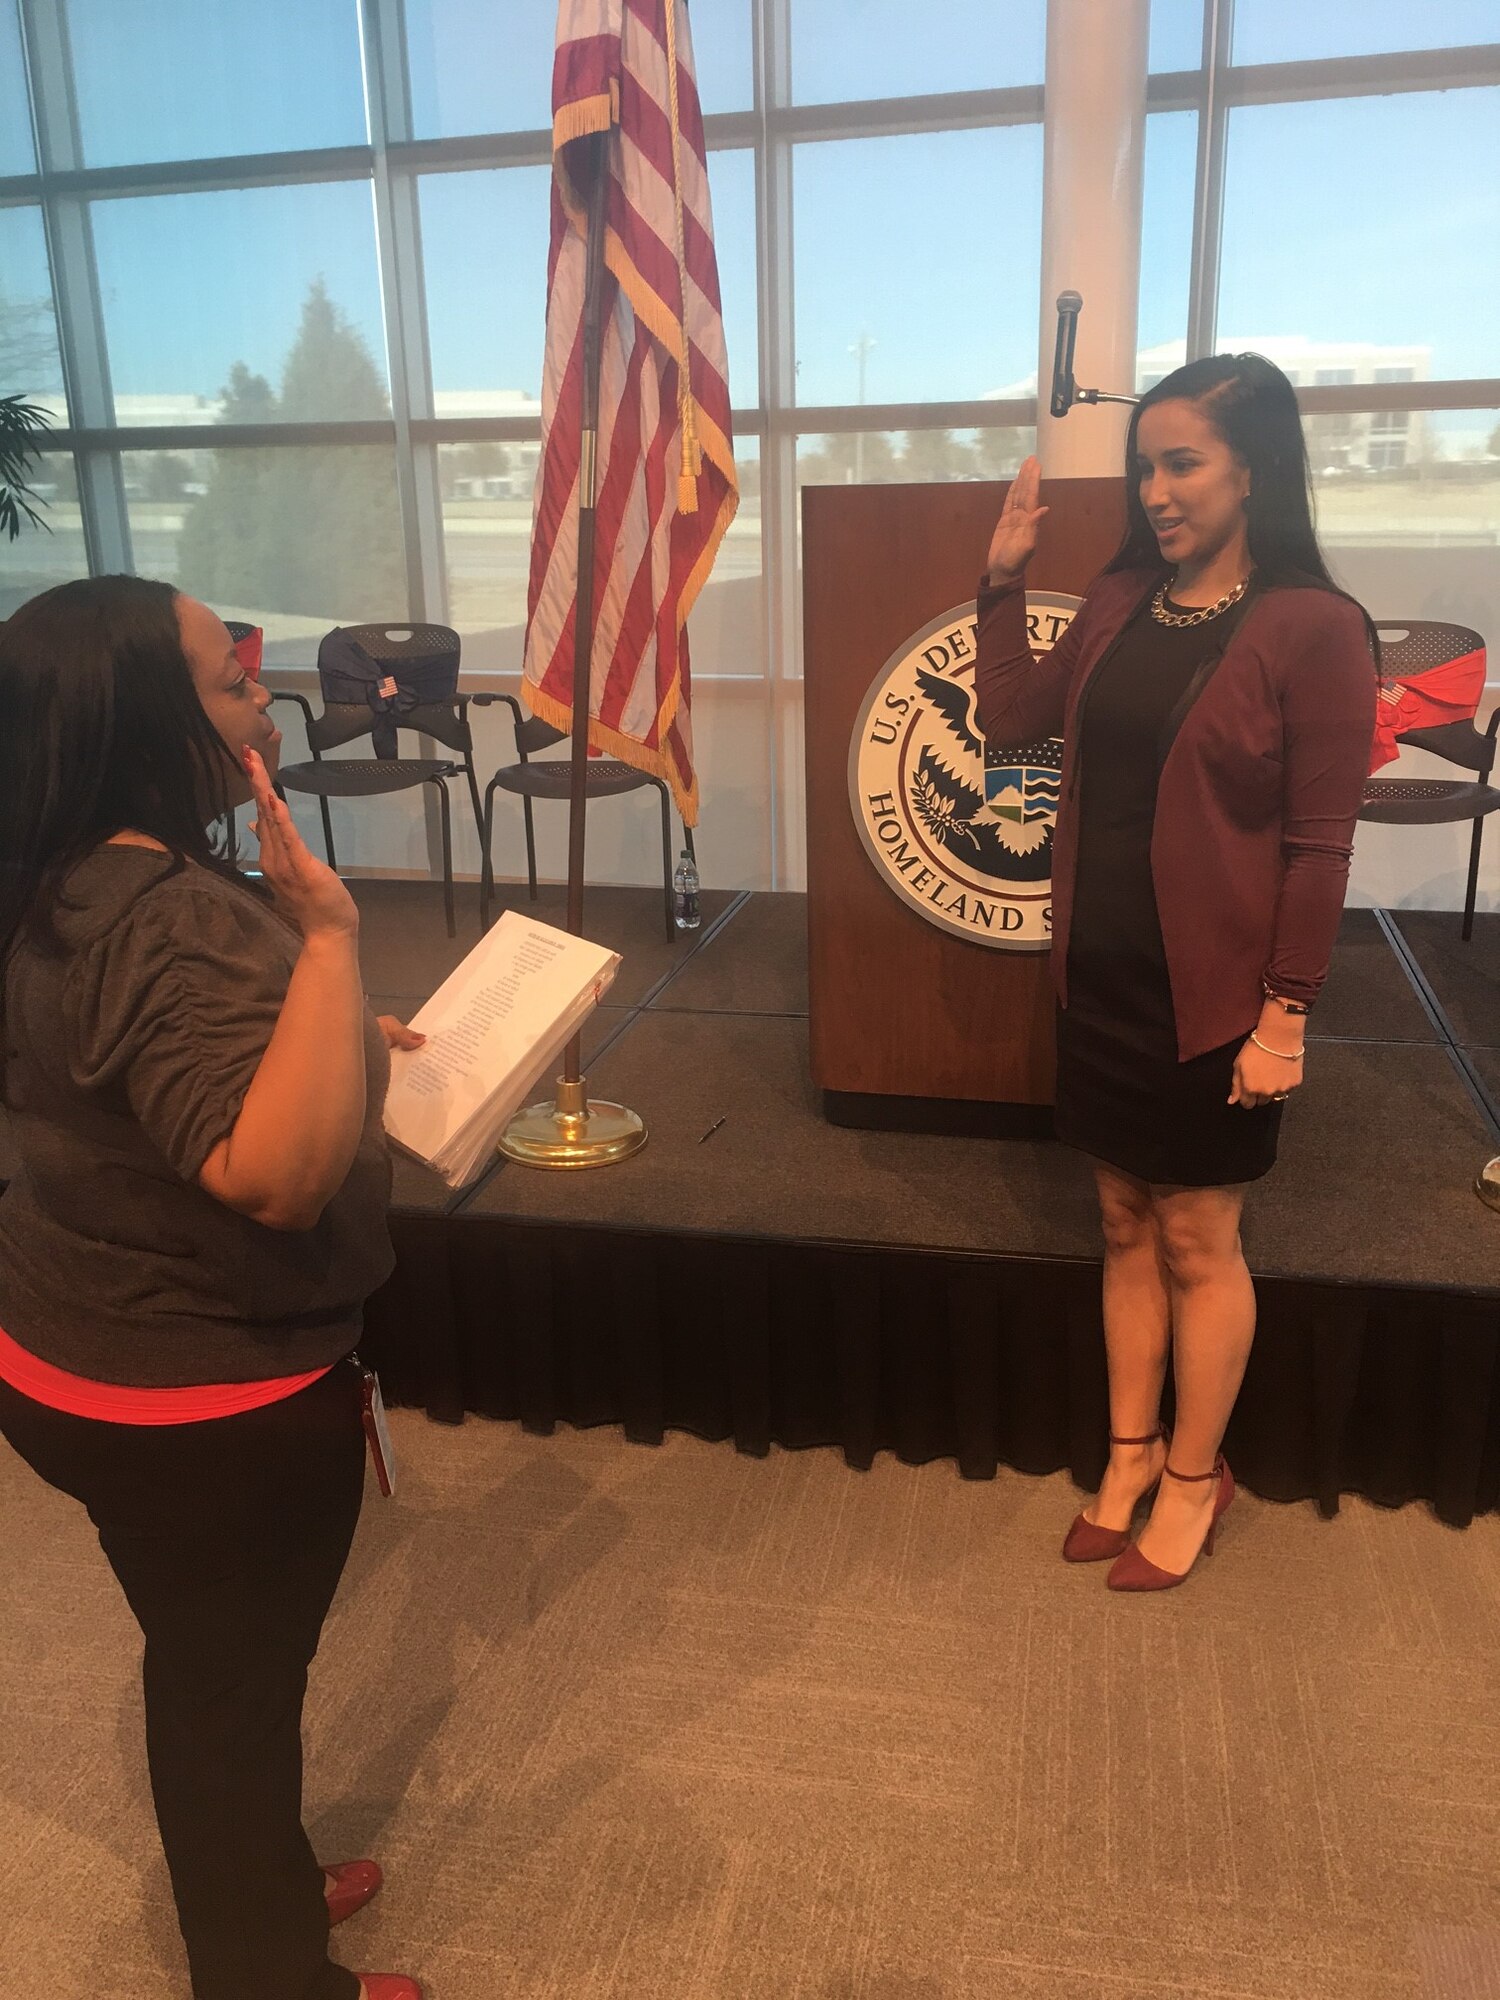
top-left (316, 625), bottom-right (460, 758)
top-left (273, 624), bottom-right (482, 937)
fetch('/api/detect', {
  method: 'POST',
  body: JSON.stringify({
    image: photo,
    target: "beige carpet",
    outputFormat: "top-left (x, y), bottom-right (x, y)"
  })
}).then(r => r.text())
top-left (1, 1413), bottom-right (1497, 1999)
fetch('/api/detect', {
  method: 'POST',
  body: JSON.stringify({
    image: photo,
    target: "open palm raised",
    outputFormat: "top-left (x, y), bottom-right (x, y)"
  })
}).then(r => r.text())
top-left (985, 454), bottom-right (1049, 587)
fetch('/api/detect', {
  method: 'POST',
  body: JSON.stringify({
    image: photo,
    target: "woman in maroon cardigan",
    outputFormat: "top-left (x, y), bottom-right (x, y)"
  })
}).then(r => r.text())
top-left (975, 353), bottom-right (1376, 1590)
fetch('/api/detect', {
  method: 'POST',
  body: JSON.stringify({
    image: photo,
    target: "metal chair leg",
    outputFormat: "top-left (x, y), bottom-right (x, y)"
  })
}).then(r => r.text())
top-left (658, 782), bottom-right (674, 942)
top-left (462, 759), bottom-right (488, 919)
top-left (480, 777), bottom-right (500, 933)
top-left (522, 796), bottom-right (538, 900)
top-left (430, 778), bottom-right (455, 938)
top-left (1463, 813), bottom-right (1485, 941)
top-left (318, 795), bottom-right (337, 870)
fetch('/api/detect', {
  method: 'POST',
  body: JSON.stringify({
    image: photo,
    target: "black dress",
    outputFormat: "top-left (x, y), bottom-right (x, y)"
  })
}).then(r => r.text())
top-left (1054, 590), bottom-right (1283, 1187)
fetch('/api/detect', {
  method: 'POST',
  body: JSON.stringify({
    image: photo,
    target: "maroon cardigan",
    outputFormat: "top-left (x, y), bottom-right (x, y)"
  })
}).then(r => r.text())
top-left (974, 568), bottom-right (1377, 1061)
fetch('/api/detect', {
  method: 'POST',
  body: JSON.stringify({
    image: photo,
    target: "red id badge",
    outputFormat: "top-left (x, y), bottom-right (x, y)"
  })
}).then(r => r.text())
top-left (359, 1365), bottom-right (397, 1498)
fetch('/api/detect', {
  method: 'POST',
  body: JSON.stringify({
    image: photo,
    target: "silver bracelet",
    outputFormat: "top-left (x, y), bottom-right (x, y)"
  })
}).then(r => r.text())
top-left (1249, 1030), bottom-right (1305, 1062)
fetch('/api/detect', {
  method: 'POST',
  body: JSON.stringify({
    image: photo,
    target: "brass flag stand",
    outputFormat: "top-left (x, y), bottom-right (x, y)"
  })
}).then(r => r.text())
top-left (499, 130), bottom-right (647, 1170)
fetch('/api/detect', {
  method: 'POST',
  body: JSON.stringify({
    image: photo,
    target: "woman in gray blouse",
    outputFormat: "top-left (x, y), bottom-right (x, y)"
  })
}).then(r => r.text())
top-left (0, 577), bottom-right (420, 2000)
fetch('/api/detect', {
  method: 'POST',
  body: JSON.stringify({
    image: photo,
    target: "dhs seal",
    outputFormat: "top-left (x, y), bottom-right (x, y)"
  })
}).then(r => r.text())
top-left (847, 592), bottom-right (1080, 951)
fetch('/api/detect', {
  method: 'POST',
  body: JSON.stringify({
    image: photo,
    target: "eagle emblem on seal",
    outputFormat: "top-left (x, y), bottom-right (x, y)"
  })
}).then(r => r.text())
top-left (909, 669), bottom-right (1062, 884)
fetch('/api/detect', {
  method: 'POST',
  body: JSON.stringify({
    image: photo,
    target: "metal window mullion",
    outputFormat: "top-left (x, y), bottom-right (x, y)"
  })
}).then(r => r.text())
top-left (369, 154), bottom-right (445, 624)
top-left (1185, 0), bottom-right (1234, 361)
top-left (362, 0), bottom-right (443, 625)
top-left (361, 0), bottom-right (459, 888)
top-left (19, 0), bottom-right (131, 573)
top-left (754, 0), bottom-right (799, 891)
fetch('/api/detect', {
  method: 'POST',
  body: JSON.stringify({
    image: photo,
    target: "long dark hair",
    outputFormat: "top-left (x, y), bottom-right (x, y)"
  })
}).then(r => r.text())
top-left (1103, 351), bottom-right (1379, 654)
top-left (0, 574), bottom-right (252, 975)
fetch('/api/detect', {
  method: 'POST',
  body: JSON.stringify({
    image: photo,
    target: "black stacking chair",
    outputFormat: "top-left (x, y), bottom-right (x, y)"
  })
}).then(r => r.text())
top-left (271, 624), bottom-right (484, 937)
top-left (472, 698), bottom-right (676, 940)
top-left (1358, 620), bottom-right (1497, 940)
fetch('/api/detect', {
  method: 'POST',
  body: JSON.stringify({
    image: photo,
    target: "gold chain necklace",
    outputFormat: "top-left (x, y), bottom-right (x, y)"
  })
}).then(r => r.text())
top-left (1150, 574), bottom-right (1252, 628)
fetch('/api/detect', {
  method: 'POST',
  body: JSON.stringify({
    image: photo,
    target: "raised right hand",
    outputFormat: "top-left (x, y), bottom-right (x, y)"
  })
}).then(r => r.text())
top-left (242, 747), bottom-right (360, 942)
top-left (984, 454), bottom-right (1048, 586)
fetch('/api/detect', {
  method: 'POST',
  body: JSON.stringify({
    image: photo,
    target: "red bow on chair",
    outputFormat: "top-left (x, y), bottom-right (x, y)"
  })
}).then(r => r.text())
top-left (232, 627), bottom-right (264, 681)
top-left (1369, 645), bottom-right (1487, 773)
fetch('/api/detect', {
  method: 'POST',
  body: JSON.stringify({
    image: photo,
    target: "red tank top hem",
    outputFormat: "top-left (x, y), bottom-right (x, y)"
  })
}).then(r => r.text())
top-left (0, 1321), bottom-right (331, 1426)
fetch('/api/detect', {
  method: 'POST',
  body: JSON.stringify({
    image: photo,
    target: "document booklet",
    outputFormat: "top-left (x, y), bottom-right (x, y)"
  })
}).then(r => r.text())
top-left (382, 911), bottom-right (620, 1187)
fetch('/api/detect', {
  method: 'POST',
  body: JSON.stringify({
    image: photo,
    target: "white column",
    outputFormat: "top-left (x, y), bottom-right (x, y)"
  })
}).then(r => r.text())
top-left (1035, 0), bottom-right (1150, 477)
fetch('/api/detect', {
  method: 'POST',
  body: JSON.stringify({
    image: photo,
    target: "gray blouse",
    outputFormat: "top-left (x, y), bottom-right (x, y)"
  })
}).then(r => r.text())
top-left (0, 846), bottom-right (393, 1386)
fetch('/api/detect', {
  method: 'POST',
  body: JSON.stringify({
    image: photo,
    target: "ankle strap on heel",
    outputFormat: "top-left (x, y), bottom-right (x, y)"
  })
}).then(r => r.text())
top-left (1109, 1428), bottom-right (1164, 1446)
top-left (1163, 1456), bottom-right (1224, 1483)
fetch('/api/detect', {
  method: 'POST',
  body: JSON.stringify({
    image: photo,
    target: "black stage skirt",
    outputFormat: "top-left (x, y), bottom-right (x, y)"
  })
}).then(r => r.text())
top-left (1054, 999), bottom-right (1283, 1188)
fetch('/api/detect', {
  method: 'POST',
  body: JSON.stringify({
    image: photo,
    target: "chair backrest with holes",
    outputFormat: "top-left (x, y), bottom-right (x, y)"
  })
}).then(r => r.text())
top-left (316, 623), bottom-right (461, 757)
top-left (1369, 620), bottom-right (1487, 775)
top-left (514, 714), bottom-right (567, 758)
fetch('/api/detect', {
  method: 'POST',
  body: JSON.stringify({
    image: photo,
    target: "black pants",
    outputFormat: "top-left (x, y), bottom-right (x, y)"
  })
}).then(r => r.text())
top-left (0, 1359), bottom-right (366, 2000)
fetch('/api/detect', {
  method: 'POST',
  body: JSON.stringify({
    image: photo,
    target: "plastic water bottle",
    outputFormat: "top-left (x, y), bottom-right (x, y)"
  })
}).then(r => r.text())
top-left (672, 848), bottom-right (700, 930)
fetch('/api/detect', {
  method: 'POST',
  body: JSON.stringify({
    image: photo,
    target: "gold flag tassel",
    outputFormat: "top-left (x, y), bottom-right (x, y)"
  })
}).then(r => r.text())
top-left (663, 0), bottom-right (700, 515)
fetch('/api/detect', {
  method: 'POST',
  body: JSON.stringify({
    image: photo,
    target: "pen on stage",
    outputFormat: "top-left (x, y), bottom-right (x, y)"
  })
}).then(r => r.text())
top-left (699, 1117), bottom-right (726, 1144)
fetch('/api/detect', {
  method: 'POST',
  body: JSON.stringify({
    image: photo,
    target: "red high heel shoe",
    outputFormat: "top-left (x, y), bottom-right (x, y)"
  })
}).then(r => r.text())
top-left (1062, 1428), bottom-right (1168, 1562)
top-left (324, 1858), bottom-right (382, 1927)
top-left (357, 1979), bottom-right (423, 1999)
top-left (1106, 1457), bottom-right (1235, 1591)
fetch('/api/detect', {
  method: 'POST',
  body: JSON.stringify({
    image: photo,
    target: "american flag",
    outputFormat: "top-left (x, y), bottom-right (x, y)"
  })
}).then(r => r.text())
top-left (522, 0), bottom-right (739, 826)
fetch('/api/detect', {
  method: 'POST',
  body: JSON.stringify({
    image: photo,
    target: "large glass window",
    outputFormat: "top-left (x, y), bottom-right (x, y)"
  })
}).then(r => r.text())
top-left (64, 0), bottom-right (368, 167)
top-left (792, 0), bottom-right (1046, 102)
top-left (687, 3), bottom-right (755, 116)
top-left (404, 0), bottom-right (553, 139)
top-left (124, 443), bottom-right (407, 636)
top-left (0, 0), bottom-right (33, 175)
top-left (706, 149), bottom-right (759, 411)
top-left (0, 206), bottom-right (66, 416)
top-left (1312, 408), bottom-right (1500, 646)
top-left (1218, 90), bottom-right (1500, 384)
top-left (0, 454), bottom-right (86, 616)
top-left (439, 430), bottom-right (763, 677)
top-left (419, 152), bottom-right (755, 418)
top-left (1137, 110), bottom-right (1197, 371)
top-left (797, 424), bottom-right (1036, 491)
top-left (92, 183), bottom-right (390, 424)
top-left (1149, 0), bottom-right (1203, 71)
top-left (419, 166), bottom-right (551, 417)
top-left (405, 0), bottom-right (751, 140)
top-left (7, 0), bottom-right (1494, 899)
top-left (437, 438), bottom-right (540, 659)
top-left (1232, 1), bottom-right (1500, 66)
top-left (793, 127), bottom-right (1043, 406)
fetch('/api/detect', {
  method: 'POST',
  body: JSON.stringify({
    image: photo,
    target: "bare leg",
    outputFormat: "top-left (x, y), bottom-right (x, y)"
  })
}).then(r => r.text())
top-left (1086, 1161), bottom-right (1171, 1532)
top-left (1133, 1182), bottom-right (1254, 1573)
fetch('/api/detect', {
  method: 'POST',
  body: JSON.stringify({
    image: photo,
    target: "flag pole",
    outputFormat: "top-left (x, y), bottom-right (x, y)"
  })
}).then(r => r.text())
top-left (499, 127), bottom-right (647, 1170)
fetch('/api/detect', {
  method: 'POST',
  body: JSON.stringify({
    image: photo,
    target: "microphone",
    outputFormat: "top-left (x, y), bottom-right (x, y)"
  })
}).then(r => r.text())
top-left (1050, 289), bottom-right (1082, 419)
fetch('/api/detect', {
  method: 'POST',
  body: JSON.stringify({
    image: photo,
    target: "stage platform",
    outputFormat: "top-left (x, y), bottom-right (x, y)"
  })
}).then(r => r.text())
top-left (344, 878), bottom-right (1500, 1528)
top-left (2, 879), bottom-right (1497, 1523)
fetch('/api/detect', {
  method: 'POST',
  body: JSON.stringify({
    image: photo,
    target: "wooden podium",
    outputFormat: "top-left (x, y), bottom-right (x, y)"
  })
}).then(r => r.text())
top-left (803, 476), bottom-right (1125, 1132)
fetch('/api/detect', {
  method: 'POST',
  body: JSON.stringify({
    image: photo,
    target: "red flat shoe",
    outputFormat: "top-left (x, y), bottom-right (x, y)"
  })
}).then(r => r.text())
top-left (1107, 1458), bottom-right (1235, 1592)
top-left (357, 1978), bottom-right (423, 2000)
top-left (324, 1858), bottom-right (383, 1927)
top-left (1062, 1427), bottom-right (1167, 1563)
